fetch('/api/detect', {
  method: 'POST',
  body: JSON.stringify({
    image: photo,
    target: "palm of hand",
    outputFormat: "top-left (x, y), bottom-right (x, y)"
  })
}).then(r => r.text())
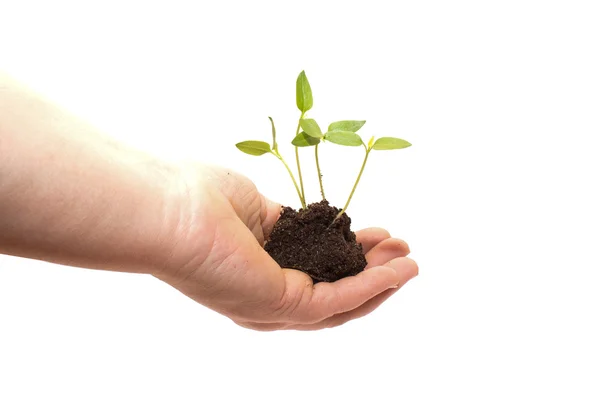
top-left (157, 165), bottom-right (417, 331)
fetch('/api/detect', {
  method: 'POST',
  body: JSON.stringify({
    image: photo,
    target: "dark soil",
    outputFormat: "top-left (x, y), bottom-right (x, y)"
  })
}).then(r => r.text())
top-left (264, 200), bottom-right (367, 283)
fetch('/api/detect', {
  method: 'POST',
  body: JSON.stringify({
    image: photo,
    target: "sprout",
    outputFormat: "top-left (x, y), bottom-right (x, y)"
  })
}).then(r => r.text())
top-left (336, 135), bottom-right (412, 219)
top-left (235, 116), bottom-right (305, 208)
top-left (236, 70), bottom-right (412, 217)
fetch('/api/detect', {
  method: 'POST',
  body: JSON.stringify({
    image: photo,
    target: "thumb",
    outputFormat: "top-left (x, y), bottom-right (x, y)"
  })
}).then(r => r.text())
top-left (260, 195), bottom-right (283, 242)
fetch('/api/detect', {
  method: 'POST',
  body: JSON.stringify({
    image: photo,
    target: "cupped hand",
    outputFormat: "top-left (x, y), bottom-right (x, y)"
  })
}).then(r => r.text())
top-left (155, 164), bottom-right (418, 331)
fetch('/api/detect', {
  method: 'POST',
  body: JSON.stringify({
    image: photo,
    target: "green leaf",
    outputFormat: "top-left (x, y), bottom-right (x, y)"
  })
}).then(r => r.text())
top-left (292, 132), bottom-right (320, 147)
top-left (268, 117), bottom-right (277, 152)
top-left (299, 118), bottom-right (323, 138)
top-left (372, 137), bottom-right (412, 150)
top-left (367, 136), bottom-right (375, 149)
top-left (296, 71), bottom-right (313, 113)
top-left (328, 120), bottom-right (366, 133)
top-left (235, 140), bottom-right (272, 155)
top-left (324, 131), bottom-right (363, 146)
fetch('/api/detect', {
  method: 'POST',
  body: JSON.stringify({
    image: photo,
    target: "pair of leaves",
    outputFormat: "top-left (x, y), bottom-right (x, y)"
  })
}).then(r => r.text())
top-left (292, 119), bottom-right (365, 147)
top-left (327, 120), bottom-right (365, 146)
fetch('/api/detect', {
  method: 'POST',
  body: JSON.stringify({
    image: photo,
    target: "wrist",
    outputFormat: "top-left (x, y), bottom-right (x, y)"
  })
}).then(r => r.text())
top-left (150, 162), bottom-right (218, 282)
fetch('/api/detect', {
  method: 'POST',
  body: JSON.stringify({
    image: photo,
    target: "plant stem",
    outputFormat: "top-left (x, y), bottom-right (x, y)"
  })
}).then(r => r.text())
top-left (272, 151), bottom-right (306, 208)
top-left (315, 142), bottom-right (325, 200)
top-left (294, 112), bottom-right (306, 208)
top-left (337, 147), bottom-right (371, 218)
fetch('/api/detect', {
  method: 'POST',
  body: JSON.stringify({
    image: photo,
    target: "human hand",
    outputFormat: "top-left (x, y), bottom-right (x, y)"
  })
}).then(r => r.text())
top-left (0, 75), bottom-right (416, 331)
top-left (155, 164), bottom-right (418, 330)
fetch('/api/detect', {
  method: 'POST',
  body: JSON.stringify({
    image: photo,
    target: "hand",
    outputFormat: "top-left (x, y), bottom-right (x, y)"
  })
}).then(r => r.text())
top-left (155, 164), bottom-right (418, 331)
top-left (0, 74), bottom-right (416, 331)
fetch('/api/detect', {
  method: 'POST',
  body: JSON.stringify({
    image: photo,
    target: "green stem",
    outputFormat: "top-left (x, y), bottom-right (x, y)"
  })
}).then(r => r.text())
top-left (315, 142), bottom-right (325, 200)
top-left (294, 112), bottom-right (306, 208)
top-left (338, 147), bottom-right (371, 218)
top-left (273, 151), bottom-right (305, 208)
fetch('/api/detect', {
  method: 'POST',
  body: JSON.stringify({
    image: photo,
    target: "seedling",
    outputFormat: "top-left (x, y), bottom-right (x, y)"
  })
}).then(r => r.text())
top-left (235, 72), bottom-right (414, 282)
top-left (235, 70), bottom-right (411, 218)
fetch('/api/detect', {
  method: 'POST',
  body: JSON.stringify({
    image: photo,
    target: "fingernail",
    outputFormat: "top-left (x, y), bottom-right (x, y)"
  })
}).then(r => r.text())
top-left (388, 284), bottom-right (399, 289)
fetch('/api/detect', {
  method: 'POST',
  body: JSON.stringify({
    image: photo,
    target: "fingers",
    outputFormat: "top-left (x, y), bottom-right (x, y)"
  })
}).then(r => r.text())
top-left (318, 288), bottom-right (400, 329)
top-left (262, 238), bottom-right (415, 325)
top-left (355, 228), bottom-right (391, 254)
top-left (365, 238), bottom-right (411, 268)
top-left (234, 264), bottom-right (397, 329)
top-left (290, 257), bottom-right (418, 330)
top-left (294, 264), bottom-right (400, 324)
top-left (235, 256), bottom-right (418, 331)
top-left (290, 289), bottom-right (398, 331)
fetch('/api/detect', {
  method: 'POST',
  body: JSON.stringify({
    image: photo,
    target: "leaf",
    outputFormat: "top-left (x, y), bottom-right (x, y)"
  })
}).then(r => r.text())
top-left (367, 136), bottom-right (375, 149)
top-left (372, 137), bottom-right (412, 150)
top-left (324, 131), bottom-right (363, 146)
top-left (292, 132), bottom-right (321, 147)
top-left (328, 120), bottom-right (366, 133)
top-left (296, 71), bottom-right (313, 113)
top-left (235, 140), bottom-right (272, 155)
top-left (299, 118), bottom-right (323, 138)
top-left (268, 117), bottom-right (277, 151)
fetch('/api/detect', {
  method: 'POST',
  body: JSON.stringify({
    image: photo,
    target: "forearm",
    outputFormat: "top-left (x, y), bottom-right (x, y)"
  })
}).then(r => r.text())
top-left (0, 73), bottom-right (180, 274)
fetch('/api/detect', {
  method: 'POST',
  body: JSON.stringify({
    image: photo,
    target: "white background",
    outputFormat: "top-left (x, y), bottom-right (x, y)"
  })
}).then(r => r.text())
top-left (1, 0), bottom-right (599, 398)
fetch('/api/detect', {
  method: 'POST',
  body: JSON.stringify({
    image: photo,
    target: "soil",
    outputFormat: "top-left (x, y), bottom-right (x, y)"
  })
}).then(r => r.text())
top-left (264, 200), bottom-right (367, 283)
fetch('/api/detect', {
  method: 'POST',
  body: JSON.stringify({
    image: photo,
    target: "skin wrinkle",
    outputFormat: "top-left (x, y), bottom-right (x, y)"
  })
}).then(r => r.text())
top-left (203, 239), bottom-right (243, 294)
top-left (260, 197), bottom-right (282, 242)
top-left (229, 181), bottom-right (262, 234)
top-left (168, 170), bottom-right (252, 292)
top-left (230, 181), bottom-right (264, 241)
top-left (304, 286), bottom-right (337, 323)
top-left (156, 168), bottom-right (216, 283)
top-left (271, 278), bottom-right (303, 320)
top-left (136, 160), bottom-right (186, 275)
top-left (189, 214), bottom-right (241, 289)
top-left (281, 274), bottom-right (315, 323)
top-left (274, 292), bottom-right (303, 322)
top-left (247, 202), bottom-right (264, 242)
top-left (259, 195), bottom-right (270, 241)
top-left (154, 181), bottom-right (187, 277)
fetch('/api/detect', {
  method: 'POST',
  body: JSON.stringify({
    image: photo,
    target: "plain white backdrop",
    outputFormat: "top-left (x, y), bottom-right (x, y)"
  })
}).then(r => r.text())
top-left (1, 0), bottom-right (599, 398)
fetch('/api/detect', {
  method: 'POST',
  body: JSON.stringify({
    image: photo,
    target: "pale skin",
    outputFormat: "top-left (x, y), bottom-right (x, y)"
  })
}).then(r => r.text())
top-left (0, 73), bottom-right (418, 331)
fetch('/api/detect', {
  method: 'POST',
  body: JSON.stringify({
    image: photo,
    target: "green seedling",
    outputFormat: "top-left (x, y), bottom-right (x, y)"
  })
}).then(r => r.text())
top-left (236, 70), bottom-right (411, 218)
top-left (235, 116), bottom-right (306, 208)
top-left (336, 135), bottom-right (412, 218)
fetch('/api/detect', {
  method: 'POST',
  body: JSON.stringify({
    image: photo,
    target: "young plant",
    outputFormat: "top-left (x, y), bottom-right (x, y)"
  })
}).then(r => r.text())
top-left (336, 135), bottom-right (412, 218)
top-left (235, 116), bottom-right (306, 208)
top-left (236, 70), bottom-right (412, 218)
top-left (235, 71), bottom-right (318, 209)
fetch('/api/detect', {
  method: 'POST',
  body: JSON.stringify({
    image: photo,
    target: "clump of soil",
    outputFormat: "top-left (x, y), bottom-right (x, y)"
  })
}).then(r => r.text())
top-left (264, 200), bottom-right (367, 283)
